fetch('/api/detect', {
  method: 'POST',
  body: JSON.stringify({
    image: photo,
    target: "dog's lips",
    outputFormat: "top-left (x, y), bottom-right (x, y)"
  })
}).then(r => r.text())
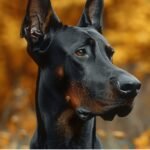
top-left (76, 100), bottom-right (134, 121)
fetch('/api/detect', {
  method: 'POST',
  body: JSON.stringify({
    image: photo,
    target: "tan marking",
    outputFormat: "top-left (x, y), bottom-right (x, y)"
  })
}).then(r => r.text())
top-left (57, 108), bottom-right (84, 138)
top-left (66, 96), bottom-right (71, 102)
top-left (55, 66), bottom-right (64, 79)
top-left (56, 109), bottom-right (75, 138)
top-left (81, 98), bottom-right (105, 113)
top-left (65, 82), bottom-right (111, 114)
top-left (65, 83), bottom-right (82, 108)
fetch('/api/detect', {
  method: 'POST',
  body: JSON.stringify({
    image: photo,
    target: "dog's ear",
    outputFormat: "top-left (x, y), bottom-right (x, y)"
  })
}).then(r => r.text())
top-left (78, 0), bottom-right (104, 33)
top-left (21, 0), bottom-right (62, 64)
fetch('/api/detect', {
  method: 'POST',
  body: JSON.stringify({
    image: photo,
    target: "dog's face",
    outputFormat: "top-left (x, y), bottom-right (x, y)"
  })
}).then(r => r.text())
top-left (48, 26), bottom-right (141, 120)
top-left (21, 0), bottom-right (141, 121)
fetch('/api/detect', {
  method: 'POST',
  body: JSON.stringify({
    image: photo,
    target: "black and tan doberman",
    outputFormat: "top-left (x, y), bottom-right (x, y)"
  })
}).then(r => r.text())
top-left (21, 0), bottom-right (141, 149)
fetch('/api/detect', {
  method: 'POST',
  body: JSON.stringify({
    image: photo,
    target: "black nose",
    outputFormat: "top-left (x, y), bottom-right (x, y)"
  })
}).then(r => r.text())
top-left (110, 75), bottom-right (141, 98)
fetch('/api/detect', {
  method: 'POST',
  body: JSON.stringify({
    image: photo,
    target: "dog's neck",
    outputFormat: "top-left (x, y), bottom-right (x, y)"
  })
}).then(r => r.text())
top-left (34, 68), bottom-right (96, 148)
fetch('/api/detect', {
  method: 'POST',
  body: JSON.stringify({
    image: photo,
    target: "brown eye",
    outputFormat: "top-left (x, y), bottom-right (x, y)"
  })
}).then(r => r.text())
top-left (75, 49), bottom-right (87, 57)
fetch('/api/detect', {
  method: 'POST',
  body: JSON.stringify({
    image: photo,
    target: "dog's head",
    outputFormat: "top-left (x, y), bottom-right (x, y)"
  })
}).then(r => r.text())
top-left (21, 0), bottom-right (141, 121)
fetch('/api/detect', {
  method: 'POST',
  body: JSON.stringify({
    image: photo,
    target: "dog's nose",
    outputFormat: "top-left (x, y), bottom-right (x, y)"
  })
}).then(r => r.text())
top-left (110, 75), bottom-right (141, 98)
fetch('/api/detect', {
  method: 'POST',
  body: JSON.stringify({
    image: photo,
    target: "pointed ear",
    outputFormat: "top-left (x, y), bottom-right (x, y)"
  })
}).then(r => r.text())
top-left (21, 0), bottom-right (62, 65)
top-left (21, 0), bottom-right (62, 48)
top-left (78, 0), bottom-right (104, 33)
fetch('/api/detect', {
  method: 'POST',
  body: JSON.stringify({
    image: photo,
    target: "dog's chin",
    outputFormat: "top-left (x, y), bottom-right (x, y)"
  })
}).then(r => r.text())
top-left (76, 104), bottom-right (133, 121)
top-left (76, 107), bottom-right (94, 121)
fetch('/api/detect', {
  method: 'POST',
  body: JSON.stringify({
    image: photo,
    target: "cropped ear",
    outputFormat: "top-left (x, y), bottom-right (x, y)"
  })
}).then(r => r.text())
top-left (78, 0), bottom-right (104, 33)
top-left (21, 0), bottom-right (62, 64)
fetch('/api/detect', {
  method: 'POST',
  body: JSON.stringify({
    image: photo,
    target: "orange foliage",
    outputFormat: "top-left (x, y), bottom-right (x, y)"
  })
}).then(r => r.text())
top-left (134, 129), bottom-right (150, 149)
top-left (104, 0), bottom-right (150, 79)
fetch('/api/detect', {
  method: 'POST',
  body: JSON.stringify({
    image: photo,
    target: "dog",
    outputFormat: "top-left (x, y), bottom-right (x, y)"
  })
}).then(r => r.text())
top-left (21, 0), bottom-right (141, 148)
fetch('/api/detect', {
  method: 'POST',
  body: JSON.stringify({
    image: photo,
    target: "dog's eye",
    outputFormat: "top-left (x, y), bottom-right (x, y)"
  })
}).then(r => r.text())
top-left (75, 49), bottom-right (87, 57)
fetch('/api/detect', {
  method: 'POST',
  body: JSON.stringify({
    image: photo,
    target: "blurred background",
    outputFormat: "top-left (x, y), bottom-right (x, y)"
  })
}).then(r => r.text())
top-left (0, 0), bottom-right (150, 149)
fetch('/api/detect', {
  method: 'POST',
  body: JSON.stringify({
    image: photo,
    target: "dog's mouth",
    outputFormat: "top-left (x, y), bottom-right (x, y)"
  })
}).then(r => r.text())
top-left (76, 102), bottom-right (133, 121)
top-left (66, 82), bottom-right (137, 121)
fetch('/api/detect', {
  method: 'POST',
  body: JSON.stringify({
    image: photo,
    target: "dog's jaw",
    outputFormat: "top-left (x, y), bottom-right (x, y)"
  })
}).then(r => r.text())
top-left (75, 100), bottom-right (134, 121)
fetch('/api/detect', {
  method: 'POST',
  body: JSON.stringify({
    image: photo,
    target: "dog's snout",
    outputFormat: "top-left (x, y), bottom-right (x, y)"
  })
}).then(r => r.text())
top-left (110, 75), bottom-right (141, 98)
